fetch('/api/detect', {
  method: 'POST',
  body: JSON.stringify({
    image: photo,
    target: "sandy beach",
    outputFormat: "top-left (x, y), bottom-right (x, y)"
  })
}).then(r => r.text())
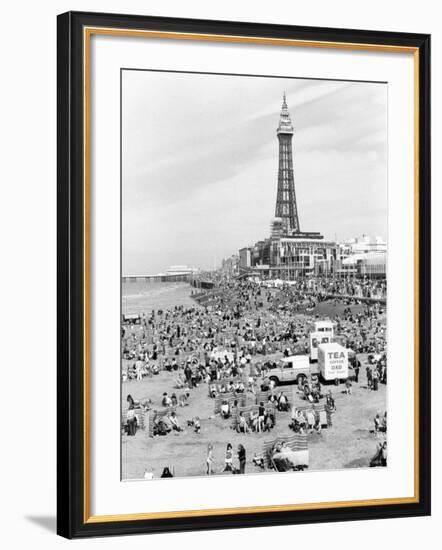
top-left (122, 364), bottom-right (386, 480)
top-left (121, 279), bottom-right (387, 480)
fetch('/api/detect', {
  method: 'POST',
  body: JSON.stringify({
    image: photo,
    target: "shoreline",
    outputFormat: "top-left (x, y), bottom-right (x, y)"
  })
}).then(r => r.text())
top-left (122, 280), bottom-right (198, 315)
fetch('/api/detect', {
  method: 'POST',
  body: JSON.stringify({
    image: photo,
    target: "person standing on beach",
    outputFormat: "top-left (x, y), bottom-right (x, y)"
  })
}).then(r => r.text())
top-left (222, 443), bottom-right (234, 473)
top-left (126, 405), bottom-right (137, 436)
top-left (206, 444), bottom-right (214, 475)
top-left (366, 365), bottom-right (373, 389)
top-left (354, 357), bottom-right (360, 383)
top-left (136, 359), bottom-right (143, 381)
top-left (184, 363), bottom-right (193, 388)
top-left (374, 413), bottom-right (380, 437)
top-left (372, 368), bottom-right (379, 391)
top-left (237, 444), bottom-right (246, 474)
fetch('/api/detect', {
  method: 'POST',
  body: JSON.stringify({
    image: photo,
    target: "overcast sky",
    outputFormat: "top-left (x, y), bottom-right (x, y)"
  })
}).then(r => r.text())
top-left (122, 70), bottom-right (387, 276)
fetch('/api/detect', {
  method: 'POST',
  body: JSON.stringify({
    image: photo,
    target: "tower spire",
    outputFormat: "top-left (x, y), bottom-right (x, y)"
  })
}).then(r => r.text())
top-left (277, 93), bottom-right (294, 135)
top-left (274, 93), bottom-right (300, 233)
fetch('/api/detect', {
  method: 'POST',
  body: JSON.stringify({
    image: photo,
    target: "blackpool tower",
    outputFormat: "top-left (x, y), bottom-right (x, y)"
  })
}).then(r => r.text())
top-left (274, 93), bottom-right (301, 234)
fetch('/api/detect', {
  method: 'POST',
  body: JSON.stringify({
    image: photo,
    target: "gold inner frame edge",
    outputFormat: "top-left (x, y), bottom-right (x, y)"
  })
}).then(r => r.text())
top-left (82, 26), bottom-right (420, 524)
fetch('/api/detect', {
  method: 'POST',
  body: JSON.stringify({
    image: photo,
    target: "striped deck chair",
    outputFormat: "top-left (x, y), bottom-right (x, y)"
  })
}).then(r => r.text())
top-left (255, 390), bottom-right (271, 405)
top-left (313, 403), bottom-right (331, 427)
top-left (284, 435), bottom-right (309, 469)
top-left (264, 402), bottom-right (277, 429)
top-left (237, 395), bottom-right (247, 408)
top-left (135, 408), bottom-right (145, 430)
top-left (286, 434), bottom-right (308, 452)
top-left (147, 412), bottom-right (154, 438)
top-left (214, 392), bottom-right (235, 414)
top-left (212, 377), bottom-right (239, 397)
top-left (152, 406), bottom-right (176, 422)
top-left (319, 408), bottom-right (330, 427)
top-left (295, 403), bottom-right (332, 428)
top-left (232, 401), bottom-right (274, 431)
top-left (217, 394), bottom-right (248, 417)
top-left (263, 434), bottom-right (308, 470)
top-left (231, 404), bottom-right (255, 431)
top-left (325, 404), bottom-right (333, 426)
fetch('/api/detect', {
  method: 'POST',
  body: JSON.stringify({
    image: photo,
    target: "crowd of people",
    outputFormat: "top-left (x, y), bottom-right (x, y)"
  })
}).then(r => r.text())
top-left (235, 403), bottom-right (276, 433)
top-left (208, 443), bottom-right (247, 475)
top-left (301, 276), bottom-right (387, 300)
top-left (289, 408), bottom-right (322, 434)
top-left (121, 275), bottom-right (388, 477)
top-left (122, 278), bottom-right (387, 381)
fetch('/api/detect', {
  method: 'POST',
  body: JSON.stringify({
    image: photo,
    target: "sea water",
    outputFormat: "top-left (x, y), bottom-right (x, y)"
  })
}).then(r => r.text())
top-left (121, 281), bottom-right (197, 315)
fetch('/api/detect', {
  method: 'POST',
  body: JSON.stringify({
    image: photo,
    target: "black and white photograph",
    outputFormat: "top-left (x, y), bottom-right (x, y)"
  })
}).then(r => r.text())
top-left (121, 71), bottom-right (388, 480)
top-left (0, 0), bottom-right (435, 544)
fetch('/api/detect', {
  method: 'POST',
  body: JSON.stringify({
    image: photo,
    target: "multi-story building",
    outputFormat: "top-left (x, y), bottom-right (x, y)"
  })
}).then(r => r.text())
top-left (221, 255), bottom-right (239, 276)
top-left (335, 236), bottom-right (387, 278)
top-left (239, 247), bottom-right (252, 269)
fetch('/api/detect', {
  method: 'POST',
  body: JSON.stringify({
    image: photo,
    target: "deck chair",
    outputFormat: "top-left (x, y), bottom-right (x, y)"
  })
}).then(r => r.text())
top-left (262, 434), bottom-right (309, 471)
top-left (232, 404), bottom-right (254, 431)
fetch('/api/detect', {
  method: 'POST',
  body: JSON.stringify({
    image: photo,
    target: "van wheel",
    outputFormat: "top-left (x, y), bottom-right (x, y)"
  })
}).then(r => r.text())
top-left (269, 376), bottom-right (279, 386)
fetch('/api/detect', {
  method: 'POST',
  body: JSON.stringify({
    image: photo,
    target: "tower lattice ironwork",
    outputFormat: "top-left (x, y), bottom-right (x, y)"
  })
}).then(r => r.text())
top-left (275, 92), bottom-right (300, 233)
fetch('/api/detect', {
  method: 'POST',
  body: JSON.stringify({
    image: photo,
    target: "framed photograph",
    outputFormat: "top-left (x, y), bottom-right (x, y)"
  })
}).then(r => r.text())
top-left (57, 11), bottom-right (431, 538)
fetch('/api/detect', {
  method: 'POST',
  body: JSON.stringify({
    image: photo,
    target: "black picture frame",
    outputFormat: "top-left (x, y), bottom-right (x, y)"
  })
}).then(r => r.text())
top-left (57, 10), bottom-right (431, 539)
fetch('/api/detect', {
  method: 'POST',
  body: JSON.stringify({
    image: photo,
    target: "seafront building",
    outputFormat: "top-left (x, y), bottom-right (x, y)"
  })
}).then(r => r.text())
top-left (238, 95), bottom-right (387, 281)
top-left (335, 236), bottom-right (387, 278)
top-left (221, 255), bottom-right (239, 277)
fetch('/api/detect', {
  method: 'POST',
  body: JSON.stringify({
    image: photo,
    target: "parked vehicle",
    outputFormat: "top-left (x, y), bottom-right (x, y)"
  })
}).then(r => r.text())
top-left (318, 342), bottom-right (349, 382)
top-left (268, 355), bottom-right (318, 386)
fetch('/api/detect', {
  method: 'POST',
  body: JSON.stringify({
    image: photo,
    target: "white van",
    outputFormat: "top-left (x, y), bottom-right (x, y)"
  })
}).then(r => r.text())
top-left (268, 355), bottom-right (317, 386)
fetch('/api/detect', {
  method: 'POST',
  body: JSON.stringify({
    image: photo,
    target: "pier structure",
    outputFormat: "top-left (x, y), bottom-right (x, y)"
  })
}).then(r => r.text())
top-left (122, 265), bottom-right (201, 284)
top-left (122, 273), bottom-right (192, 284)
